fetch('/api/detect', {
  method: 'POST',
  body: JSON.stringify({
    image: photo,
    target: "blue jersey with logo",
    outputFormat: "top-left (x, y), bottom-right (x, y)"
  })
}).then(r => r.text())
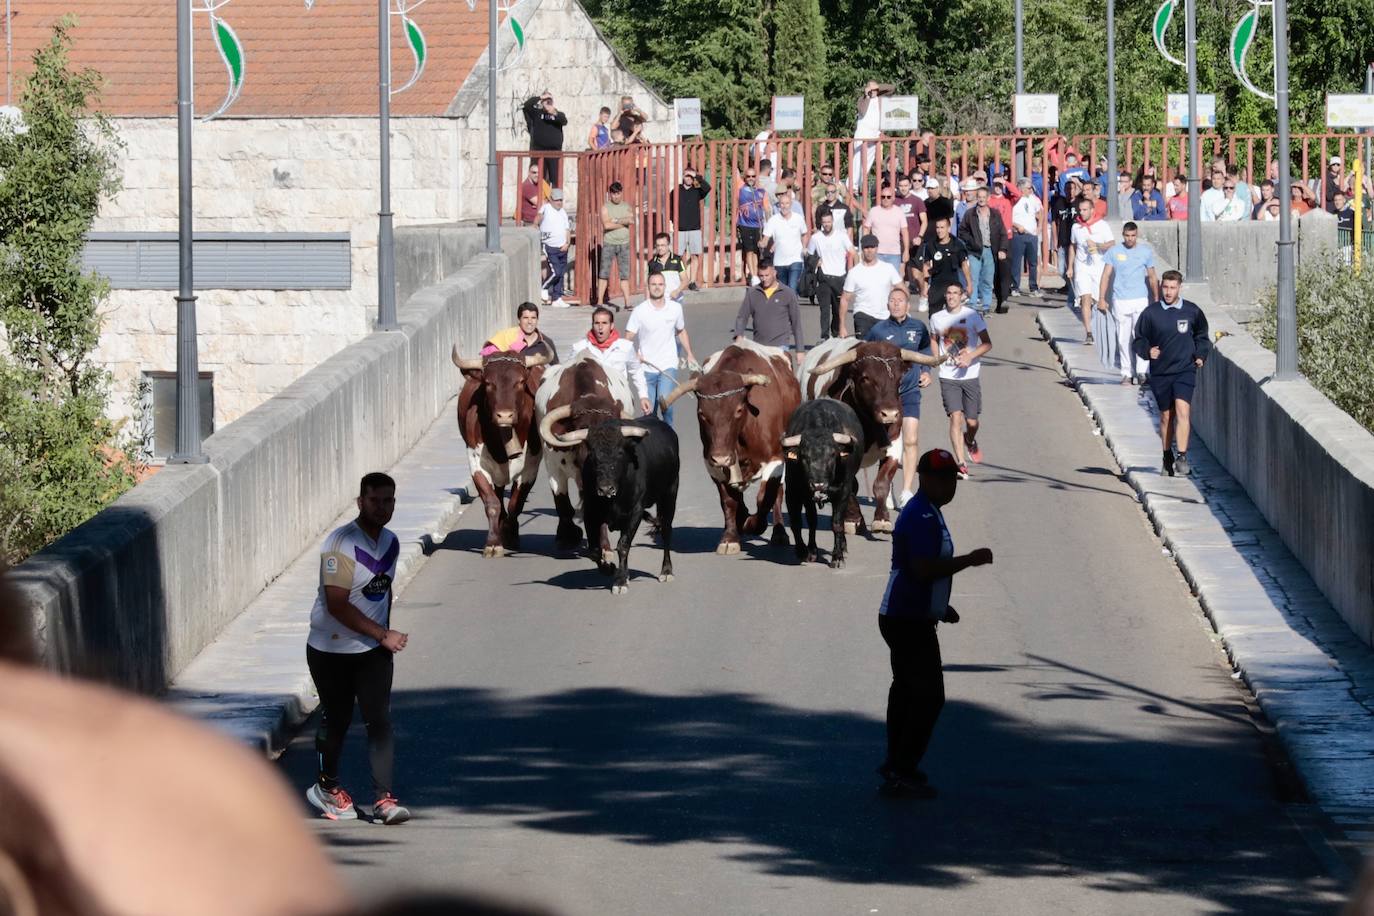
top-left (879, 492), bottom-right (953, 621)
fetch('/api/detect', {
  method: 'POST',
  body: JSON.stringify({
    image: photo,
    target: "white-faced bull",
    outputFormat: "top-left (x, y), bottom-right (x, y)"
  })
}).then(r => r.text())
top-left (781, 398), bottom-right (866, 568)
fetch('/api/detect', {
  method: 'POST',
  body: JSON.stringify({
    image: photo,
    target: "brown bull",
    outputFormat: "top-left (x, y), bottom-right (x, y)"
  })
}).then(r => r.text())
top-left (803, 339), bottom-right (942, 533)
top-left (453, 345), bottom-right (548, 557)
top-left (661, 341), bottom-right (801, 554)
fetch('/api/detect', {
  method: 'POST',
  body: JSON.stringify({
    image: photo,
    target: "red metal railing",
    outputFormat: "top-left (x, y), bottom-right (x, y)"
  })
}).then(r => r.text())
top-left (496, 133), bottom-right (1373, 306)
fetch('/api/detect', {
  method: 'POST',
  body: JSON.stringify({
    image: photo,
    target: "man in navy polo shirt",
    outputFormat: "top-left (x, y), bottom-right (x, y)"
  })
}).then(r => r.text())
top-left (1132, 270), bottom-right (1212, 478)
top-left (877, 448), bottom-right (994, 798)
top-left (865, 287), bottom-right (938, 508)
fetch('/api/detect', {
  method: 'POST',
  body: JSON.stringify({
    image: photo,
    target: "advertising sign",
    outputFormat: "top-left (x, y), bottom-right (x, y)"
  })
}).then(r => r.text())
top-left (772, 96), bottom-right (805, 131)
top-left (1326, 94), bottom-right (1374, 129)
top-left (1013, 94), bottom-right (1059, 129)
top-left (1166, 93), bottom-right (1216, 128)
top-left (879, 95), bottom-right (919, 132)
top-left (674, 97), bottom-right (702, 136)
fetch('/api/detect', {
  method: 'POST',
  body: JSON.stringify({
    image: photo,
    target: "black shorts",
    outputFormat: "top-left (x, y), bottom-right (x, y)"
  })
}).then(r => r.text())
top-left (908, 245), bottom-right (925, 268)
top-left (1148, 369), bottom-right (1196, 408)
top-left (737, 226), bottom-right (761, 254)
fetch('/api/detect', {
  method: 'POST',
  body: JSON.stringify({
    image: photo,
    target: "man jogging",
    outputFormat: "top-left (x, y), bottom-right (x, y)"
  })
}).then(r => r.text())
top-left (573, 306), bottom-right (653, 416)
top-left (919, 217), bottom-right (973, 315)
top-left (306, 472), bottom-right (411, 825)
top-left (839, 234), bottom-right (903, 339)
top-left (877, 448), bottom-right (994, 798)
top-left (807, 210), bottom-right (855, 341)
top-left (865, 287), bottom-right (937, 508)
top-left (930, 284), bottom-right (992, 479)
top-left (1132, 270), bottom-right (1211, 478)
top-left (734, 257), bottom-right (804, 366)
top-left (1098, 222), bottom-right (1159, 386)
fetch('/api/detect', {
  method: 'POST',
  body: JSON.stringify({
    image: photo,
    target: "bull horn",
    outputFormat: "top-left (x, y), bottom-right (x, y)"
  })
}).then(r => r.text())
top-left (619, 425), bottom-right (650, 439)
top-left (524, 352), bottom-right (549, 368)
top-left (781, 434), bottom-right (802, 448)
top-left (832, 432), bottom-right (854, 445)
top-left (810, 349), bottom-right (859, 375)
top-left (659, 375), bottom-right (700, 411)
top-left (538, 404), bottom-right (575, 448)
top-left (452, 344), bottom-right (483, 371)
top-left (740, 373), bottom-right (771, 387)
top-left (900, 349), bottom-right (947, 367)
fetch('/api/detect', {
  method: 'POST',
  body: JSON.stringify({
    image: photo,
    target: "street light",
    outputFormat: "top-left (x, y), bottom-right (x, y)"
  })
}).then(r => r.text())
top-left (1106, 0), bottom-right (1119, 218)
top-left (1272, 0), bottom-right (1297, 379)
top-left (376, 0), bottom-right (398, 331)
top-left (170, 0), bottom-right (207, 464)
top-left (485, 0), bottom-right (500, 252)
top-left (1184, 0), bottom-right (1204, 279)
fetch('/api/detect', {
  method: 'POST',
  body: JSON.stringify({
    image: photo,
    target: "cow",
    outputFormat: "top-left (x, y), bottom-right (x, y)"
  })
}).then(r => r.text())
top-left (660, 339), bottom-right (801, 555)
top-left (798, 337), bottom-right (942, 533)
top-left (536, 351), bottom-right (637, 553)
top-left (543, 416), bottom-right (679, 595)
top-left (452, 345), bottom-right (549, 557)
top-left (781, 398), bottom-right (866, 568)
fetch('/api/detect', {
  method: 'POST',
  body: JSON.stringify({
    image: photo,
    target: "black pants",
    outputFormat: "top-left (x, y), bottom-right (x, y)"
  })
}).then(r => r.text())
top-left (817, 273), bottom-right (845, 340)
top-left (878, 614), bottom-right (945, 777)
top-left (853, 312), bottom-right (880, 340)
top-left (307, 645), bottom-right (395, 799)
top-left (531, 149), bottom-right (561, 185)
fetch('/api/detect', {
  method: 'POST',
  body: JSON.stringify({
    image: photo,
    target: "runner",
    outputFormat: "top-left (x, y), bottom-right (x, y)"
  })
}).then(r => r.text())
top-left (919, 216), bottom-right (973, 315)
top-left (734, 257), bottom-right (804, 365)
top-left (864, 286), bottom-right (936, 507)
top-left (838, 234), bottom-right (903, 339)
top-left (806, 210), bottom-right (856, 341)
top-left (1098, 221), bottom-right (1159, 386)
top-left (1067, 196), bottom-right (1115, 345)
top-left (761, 189), bottom-right (810, 291)
top-left (626, 271), bottom-right (698, 425)
top-left (1132, 270), bottom-right (1211, 478)
top-left (929, 284), bottom-right (992, 479)
top-left (572, 306), bottom-right (652, 416)
top-left (305, 472), bottom-right (411, 825)
top-left (480, 301), bottom-right (560, 363)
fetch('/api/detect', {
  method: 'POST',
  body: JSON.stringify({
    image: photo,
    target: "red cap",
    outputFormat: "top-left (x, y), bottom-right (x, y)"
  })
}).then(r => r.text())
top-left (917, 449), bottom-right (960, 474)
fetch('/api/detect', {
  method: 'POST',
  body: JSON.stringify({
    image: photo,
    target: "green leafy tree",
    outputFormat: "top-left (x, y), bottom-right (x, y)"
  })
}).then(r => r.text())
top-left (0, 18), bottom-right (135, 565)
top-left (765, 0), bottom-right (828, 135)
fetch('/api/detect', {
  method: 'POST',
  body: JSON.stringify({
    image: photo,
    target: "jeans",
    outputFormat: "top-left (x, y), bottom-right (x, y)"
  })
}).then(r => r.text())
top-left (1010, 232), bottom-right (1039, 292)
top-left (967, 248), bottom-right (994, 312)
top-left (645, 367), bottom-right (679, 425)
top-left (878, 614), bottom-right (945, 777)
top-left (816, 273), bottom-right (845, 339)
top-left (543, 245), bottom-right (567, 300)
top-left (307, 645), bottom-right (395, 799)
top-left (877, 253), bottom-right (902, 271)
top-left (776, 260), bottom-right (803, 291)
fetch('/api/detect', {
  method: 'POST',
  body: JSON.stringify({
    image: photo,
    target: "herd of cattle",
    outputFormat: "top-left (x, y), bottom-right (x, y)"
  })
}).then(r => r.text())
top-left (452, 337), bottom-right (944, 593)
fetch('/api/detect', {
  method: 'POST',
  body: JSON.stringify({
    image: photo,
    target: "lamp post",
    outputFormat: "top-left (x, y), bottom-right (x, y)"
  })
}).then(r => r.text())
top-left (1014, 0), bottom-right (1024, 182)
top-left (170, 0), bottom-right (206, 464)
top-left (1273, 0), bottom-right (1297, 379)
top-left (1106, 0), bottom-right (1119, 218)
top-left (1184, 0), bottom-right (1204, 279)
top-left (375, 0), bottom-right (399, 330)
top-left (485, 0), bottom-right (500, 252)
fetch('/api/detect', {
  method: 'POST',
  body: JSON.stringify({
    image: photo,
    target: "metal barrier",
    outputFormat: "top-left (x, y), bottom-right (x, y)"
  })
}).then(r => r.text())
top-left (497, 134), bottom-right (1374, 305)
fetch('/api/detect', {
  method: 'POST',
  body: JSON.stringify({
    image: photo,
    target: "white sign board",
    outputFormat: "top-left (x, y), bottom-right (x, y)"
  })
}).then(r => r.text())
top-left (879, 95), bottom-right (919, 132)
top-left (772, 96), bottom-right (805, 132)
top-left (674, 98), bottom-right (702, 137)
top-left (1166, 93), bottom-right (1216, 128)
top-left (1326, 94), bottom-right (1374, 129)
top-left (1013, 94), bottom-right (1059, 129)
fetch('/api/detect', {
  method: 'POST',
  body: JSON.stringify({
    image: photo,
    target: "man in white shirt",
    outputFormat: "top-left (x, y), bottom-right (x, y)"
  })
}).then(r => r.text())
top-left (1008, 177), bottom-right (1043, 297)
top-left (839, 233), bottom-right (903, 339)
top-left (806, 211), bottom-right (855, 340)
top-left (626, 271), bottom-right (698, 426)
top-left (537, 189), bottom-right (572, 308)
top-left (930, 285), bottom-right (993, 479)
top-left (762, 189), bottom-right (810, 292)
top-left (572, 307), bottom-right (652, 416)
top-left (1067, 198), bottom-right (1116, 343)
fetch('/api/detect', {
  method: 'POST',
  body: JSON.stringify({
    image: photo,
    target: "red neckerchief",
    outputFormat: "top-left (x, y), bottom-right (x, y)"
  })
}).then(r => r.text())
top-left (1076, 211), bottom-right (1103, 227)
top-left (587, 328), bottom-right (620, 351)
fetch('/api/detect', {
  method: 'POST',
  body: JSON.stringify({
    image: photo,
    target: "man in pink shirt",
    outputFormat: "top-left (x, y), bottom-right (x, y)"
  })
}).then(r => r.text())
top-left (863, 183), bottom-right (910, 274)
top-left (1167, 174), bottom-right (1188, 220)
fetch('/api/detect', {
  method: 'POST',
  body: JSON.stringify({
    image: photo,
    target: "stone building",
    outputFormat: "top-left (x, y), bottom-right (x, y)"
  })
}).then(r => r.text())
top-left (4, 0), bottom-right (668, 452)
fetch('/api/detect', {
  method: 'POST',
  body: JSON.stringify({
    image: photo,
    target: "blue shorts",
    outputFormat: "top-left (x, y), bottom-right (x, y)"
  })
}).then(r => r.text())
top-left (899, 365), bottom-right (925, 419)
top-left (1148, 368), bottom-right (1196, 408)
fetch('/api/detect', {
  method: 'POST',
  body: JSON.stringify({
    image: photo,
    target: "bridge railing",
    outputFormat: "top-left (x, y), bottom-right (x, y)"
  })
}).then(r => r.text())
top-left (496, 133), bottom-right (1373, 305)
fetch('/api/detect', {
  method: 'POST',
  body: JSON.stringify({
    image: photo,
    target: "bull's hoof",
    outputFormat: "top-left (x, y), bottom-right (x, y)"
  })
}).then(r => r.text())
top-left (602, 548), bottom-right (616, 564)
top-left (555, 524), bottom-right (584, 549)
top-left (871, 518), bottom-right (894, 534)
top-left (658, 572), bottom-right (674, 583)
top-left (796, 547), bottom-right (818, 564)
top-left (482, 544), bottom-right (506, 558)
top-left (740, 516), bottom-right (764, 537)
top-left (830, 554), bottom-right (847, 569)
top-left (716, 540), bottom-right (741, 555)
top-left (611, 581), bottom-right (629, 596)
top-left (769, 525), bottom-right (790, 547)
top-left (843, 522), bottom-right (858, 535)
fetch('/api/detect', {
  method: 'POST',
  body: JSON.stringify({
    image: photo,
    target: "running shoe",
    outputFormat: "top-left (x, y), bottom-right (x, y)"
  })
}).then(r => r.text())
top-left (965, 438), bottom-right (984, 464)
top-left (916, 296), bottom-right (929, 313)
top-left (550, 298), bottom-right (571, 309)
top-left (307, 783), bottom-right (358, 820)
top-left (957, 464), bottom-right (970, 480)
top-left (895, 489), bottom-right (914, 509)
top-left (373, 794), bottom-right (411, 825)
top-left (1030, 287), bottom-right (1044, 298)
top-left (687, 282), bottom-right (699, 292)
top-left (1173, 453), bottom-right (1191, 478)
top-left (1163, 450), bottom-right (1176, 477)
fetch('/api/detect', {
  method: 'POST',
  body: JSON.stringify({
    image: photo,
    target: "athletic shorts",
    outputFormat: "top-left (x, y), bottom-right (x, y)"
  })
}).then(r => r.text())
top-left (939, 376), bottom-right (982, 420)
top-left (677, 230), bottom-right (703, 255)
top-left (908, 244), bottom-right (925, 269)
top-left (736, 225), bottom-right (761, 254)
top-left (1148, 368), bottom-right (1195, 408)
top-left (599, 241), bottom-right (630, 280)
top-left (899, 365), bottom-right (925, 419)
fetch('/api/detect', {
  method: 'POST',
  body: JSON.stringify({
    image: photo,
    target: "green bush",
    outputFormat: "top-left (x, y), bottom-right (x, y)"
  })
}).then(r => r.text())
top-left (1252, 256), bottom-right (1374, 433)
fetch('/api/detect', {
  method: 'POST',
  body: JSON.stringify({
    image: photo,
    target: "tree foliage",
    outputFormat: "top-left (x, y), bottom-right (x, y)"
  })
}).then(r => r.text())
top-left (0, 18), bottom-right (135, 565)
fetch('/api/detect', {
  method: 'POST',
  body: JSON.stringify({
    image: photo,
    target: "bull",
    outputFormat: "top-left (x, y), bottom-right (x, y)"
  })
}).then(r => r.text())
top-left (536, 352), bottom-right (636, 553)
top-left (452, 345), bottom-right (548, 557)
top-left (798, 338), bottom-right (942, 533)
top-left (781, 399), bottom-right (865, 568)
top-left (544, 416), bottom-right (679, 595)
top-left (661, 339), bottom-right (801, 554)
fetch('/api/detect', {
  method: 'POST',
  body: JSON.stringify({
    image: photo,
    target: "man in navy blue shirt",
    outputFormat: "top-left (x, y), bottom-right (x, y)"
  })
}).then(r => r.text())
top-left (1132, 270), bottom-right (1212, 478)
top-left (865, 287), bottom-right (937, 508)
top-left (877, 448), bottom-right (994, 798)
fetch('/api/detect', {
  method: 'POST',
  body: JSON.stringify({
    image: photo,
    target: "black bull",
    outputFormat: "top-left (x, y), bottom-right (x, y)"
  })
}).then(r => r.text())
top-left (782, 398), bottom-right (866, 568)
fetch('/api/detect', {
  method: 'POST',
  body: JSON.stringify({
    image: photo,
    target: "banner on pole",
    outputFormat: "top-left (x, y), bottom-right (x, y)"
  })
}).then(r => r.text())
top-left (674, 98), bottom-right (702, 136)
top-left (1326, 94), bottom-right (1374, 128)
top-left (772, 96), bottom-right (805, 132)
top-left (879, 95), bottom-right (919, 132)
top-left (1167, 94), bottom-right (1216, 128)
top-left (1012, 94), bottom-right (1059, 129)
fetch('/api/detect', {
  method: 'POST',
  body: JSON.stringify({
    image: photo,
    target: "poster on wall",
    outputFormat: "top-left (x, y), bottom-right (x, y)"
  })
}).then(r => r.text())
top-left (772, 96), bottom-right (805, 131)
top-left (1013, 94), bottom-right (1059, 129)
top-left (674, 98), bottom-right (702, 136)
top-left (1326, 94), bottom-right (1374, 129)
top-left (1166, 93), bottom-right (1216, 128)
top-left (880, 95), bottom-right (919, 132)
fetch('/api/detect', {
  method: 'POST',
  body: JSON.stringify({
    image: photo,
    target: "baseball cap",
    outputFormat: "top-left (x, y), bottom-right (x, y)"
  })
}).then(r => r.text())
top-left (917, 448), bottom-right (960, 475)
top-left (550, 188), bottom-right (564, 200)
top-left (925, 176), bottom-right (940, 189)
top-left (860, 233), bottom-right (880, 248)
top-left (1330, 155), bottom-right (1343, 165)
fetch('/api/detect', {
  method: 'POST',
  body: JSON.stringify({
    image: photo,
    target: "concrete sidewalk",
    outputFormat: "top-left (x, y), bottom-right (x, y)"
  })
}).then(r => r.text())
top-left (1037, 303), bottom-right (1374, 863)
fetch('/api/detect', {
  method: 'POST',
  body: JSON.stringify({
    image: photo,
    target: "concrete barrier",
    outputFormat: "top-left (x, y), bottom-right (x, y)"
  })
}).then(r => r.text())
top-left (7, 226), bottom-right (539, 692)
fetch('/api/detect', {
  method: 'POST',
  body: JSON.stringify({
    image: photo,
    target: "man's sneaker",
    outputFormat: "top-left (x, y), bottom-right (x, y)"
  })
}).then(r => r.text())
top-left (1173, 453), bottom-right (1191, 478)
top-left (1030, 287), bottom-right (1043, 298)
top-left (965, 438), bottom-right (983, 464)
top-left (957, 464), bottom-right (970, 480)
top-left (749, 275), bottom-right (760, 286)
top-left (916, 295), bottom-right (929, 312)
top-left (539, 289), bottom-right (551, 303)
top-left (895, 489), bottom-right (914, 509)
top-left (307, 783), bottom-right (358, 820)
top-left (1163, 450), bottom-right (1176, 477)
top-left (549, 298), bottom-right (571, 309)
top-left (687, 282), bottom-right (700, 292)
top-left (373, 794), bottom-right (411, 826)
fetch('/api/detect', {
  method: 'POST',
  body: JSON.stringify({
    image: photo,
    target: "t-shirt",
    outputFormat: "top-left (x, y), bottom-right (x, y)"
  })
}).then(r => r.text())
top-left (737, 185), bottom-right (768, 229)
top-left (1104, 241), bottom-right (1155, 301)
top-left (842, 260), bottom-right (902, 320)
top-left (647, 253), bottom-right (686, 297)
top-left (1071, 220), bottom-right (1115, 266)
top-left (878, 491), bottom-right (953, 621)
top-left (920, 236), bottom-right (969, 288)
top-left (807, 229), bottom-right (854, 277)
top-left (604, 199), bottom-right (632, 245)
top-left (308, 521), bottom-right (399, 654)
top-left (894, 194), bottom-right (927, 241)
top-left (520, 178), bottom-right (543, 223)
top-left (865, 204), bottom-right (907, 256)
top-left (1011, 194), bottom-right (1042, 235)
top-left (763, 211), bottom-right (808, 266)
top-left (1168, 193), bottom-right (1188, 220)
top-left (627, 298), bottom-right (685, 373)
top-left (538, 204), bottom-right (570, 248)
top-left (930, 307), bottom-right (988, 380)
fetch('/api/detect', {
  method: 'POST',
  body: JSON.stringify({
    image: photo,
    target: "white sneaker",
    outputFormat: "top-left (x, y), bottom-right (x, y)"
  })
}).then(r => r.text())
top-left (896, 489), bottom-right (914, 509)
top-left (540, 289), bottom-right (551, 303)
top-left (550, 298), bottom-right (571, 309)
top-left (916, 296), bottom-right (929, 312)
top-left (749, 275), bottom-right (760, 286)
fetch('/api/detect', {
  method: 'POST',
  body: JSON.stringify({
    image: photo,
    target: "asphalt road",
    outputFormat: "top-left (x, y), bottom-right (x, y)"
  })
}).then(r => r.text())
top-left (280, 296), bottom-right (1345, 915)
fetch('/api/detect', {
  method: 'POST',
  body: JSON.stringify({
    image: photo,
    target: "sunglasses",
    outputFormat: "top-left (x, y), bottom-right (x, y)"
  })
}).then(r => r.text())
top-left (1224, 185), bottom-right (1236, 190)
top-left (881, 194), bottom-right (894, 200)
top-left (745, 175), bottom-right (757, 180)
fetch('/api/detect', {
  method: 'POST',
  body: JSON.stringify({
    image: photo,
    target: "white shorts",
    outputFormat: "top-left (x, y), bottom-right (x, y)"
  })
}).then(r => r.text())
top-left (1073, 263), bottom-right (1105, 300)
top-left (677, 230), bottom-right (703, 255)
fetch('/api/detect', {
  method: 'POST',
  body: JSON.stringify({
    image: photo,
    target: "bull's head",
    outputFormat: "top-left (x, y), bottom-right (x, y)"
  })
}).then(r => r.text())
top-left (809, 343), bottom-right (942, 427)
top-left (662, 370), bottom-right (771, 469)
top-left (577, 421), bottom-right (651, 499)
top-left (782, 431), bottom-right (856, 506)
top-left (452, 345), bottom-right (548, 428)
